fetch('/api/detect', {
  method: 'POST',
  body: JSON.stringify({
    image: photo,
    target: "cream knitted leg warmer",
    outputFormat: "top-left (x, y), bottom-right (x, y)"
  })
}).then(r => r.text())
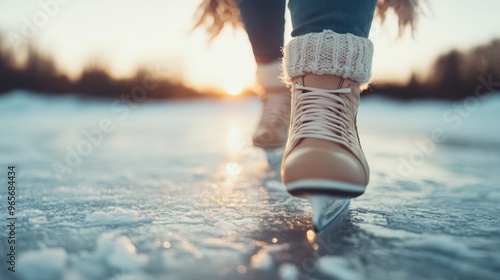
top-left (256, 60), bottom-right (287, 92)
top-left (282, 30), bottom-right (374, 85)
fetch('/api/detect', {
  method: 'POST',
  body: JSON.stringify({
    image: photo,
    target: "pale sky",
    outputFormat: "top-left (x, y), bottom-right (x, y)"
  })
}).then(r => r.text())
top-left (0, 0), bottom-right (499, 93)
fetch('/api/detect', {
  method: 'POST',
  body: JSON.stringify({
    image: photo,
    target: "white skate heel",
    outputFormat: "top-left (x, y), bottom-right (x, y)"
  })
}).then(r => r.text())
top-left (307, 195), bottom-right (350, 232)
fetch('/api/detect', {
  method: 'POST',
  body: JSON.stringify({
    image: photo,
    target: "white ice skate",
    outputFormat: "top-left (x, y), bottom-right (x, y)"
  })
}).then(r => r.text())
top-left (252, 61), bottom-right (291, 166)
top-left (281, 75), bottom-right (370, 231)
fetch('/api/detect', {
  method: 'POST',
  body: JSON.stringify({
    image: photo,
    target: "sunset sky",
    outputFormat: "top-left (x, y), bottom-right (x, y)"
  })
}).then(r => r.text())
top-left (1, 0), bottom-right (499, 93)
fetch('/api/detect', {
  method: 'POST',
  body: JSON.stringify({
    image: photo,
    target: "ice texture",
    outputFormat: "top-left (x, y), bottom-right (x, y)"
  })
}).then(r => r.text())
top-left (0, 91), bottom-right (499, 280)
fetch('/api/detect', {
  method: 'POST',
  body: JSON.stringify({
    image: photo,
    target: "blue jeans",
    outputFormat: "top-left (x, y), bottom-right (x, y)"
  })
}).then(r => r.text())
top-left (237, 0), bottom-right (377, 63)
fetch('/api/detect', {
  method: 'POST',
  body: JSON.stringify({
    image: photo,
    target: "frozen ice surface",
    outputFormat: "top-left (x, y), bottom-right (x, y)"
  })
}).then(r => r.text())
top-left (0, 91), bottom-right (499, 280)
top-left (317, 257), bottom-right (363, 280)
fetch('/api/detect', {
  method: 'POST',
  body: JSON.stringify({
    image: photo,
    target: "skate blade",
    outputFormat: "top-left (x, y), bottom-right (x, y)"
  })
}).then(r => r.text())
top-left (307, 195), bottom-right (350, 232)
top-left (264, 147), bottom-right (284, 167)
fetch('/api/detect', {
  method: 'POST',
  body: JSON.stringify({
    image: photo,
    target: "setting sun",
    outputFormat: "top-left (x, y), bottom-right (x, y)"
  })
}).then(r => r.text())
top-left (184, 28), bottom-right (256, 94)
top-left (224, 80), bottom-right (245, 95)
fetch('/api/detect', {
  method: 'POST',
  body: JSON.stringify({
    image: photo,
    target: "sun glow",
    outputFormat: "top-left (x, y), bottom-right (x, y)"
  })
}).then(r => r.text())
top-left (224, 80), bottom-right (245, 95)
top-left (184, 28), bottom-right (256, 95)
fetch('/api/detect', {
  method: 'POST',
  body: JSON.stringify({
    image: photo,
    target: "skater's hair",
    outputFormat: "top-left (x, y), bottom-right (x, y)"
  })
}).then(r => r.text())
top-left (376, 0), bottom-right (429, 37)
top-left (193, 0), bottom-right (428, 40)
top-left (192, 0), bottom-right (243, 41)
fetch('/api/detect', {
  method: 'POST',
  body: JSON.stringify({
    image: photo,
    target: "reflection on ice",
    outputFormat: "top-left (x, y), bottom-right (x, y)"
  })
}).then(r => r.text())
top-left (306, 229), bottom-right (316, 243)
top-left (225, 162), bottom-right (242, 176)
top-left (225, 124), bottom-right (244, 156)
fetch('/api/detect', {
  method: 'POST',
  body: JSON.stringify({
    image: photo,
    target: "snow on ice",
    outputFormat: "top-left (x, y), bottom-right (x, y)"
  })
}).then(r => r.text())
top-left (0, 91), bottom-right (499, 280)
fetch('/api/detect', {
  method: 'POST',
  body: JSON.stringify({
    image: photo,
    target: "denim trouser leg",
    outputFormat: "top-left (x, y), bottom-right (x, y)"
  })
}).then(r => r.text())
top-left (288, 0), bottom-right (377, 38)
top-left (237, 0), bottom-right (377, 83)
top-left (283, 1), bottom-right (377, 83)
top-left (237, 0), bottom-right (377, 61)
top-left (237, 0), bottom-right (286, 63)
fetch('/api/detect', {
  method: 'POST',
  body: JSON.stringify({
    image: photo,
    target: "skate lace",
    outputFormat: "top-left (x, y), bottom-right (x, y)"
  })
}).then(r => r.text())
top-left (290, 84), bottom-right (358, 149)
top-left (260, 93), bottom-right (290, 127)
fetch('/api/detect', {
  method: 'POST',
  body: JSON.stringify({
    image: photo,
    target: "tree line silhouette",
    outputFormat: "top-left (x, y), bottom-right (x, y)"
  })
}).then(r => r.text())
top-left (369, 39), bottom-right (500, 100)
top-left (1, 36), bottom-right (499, 101)
top-left (0, 37), bottom-right (207, 100)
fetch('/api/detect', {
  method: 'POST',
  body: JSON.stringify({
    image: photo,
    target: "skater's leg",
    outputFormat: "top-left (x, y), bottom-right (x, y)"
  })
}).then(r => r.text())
top-left (282, 0), bottom-right (377, 198)
top-left (237, 0), bottom-right (290, 148)
top-left (237, 0), bottom-right (286, 63)
top-left (289, 0), bottom-right (376, 38)
top-left (285, 0), bottom-right (377, 84)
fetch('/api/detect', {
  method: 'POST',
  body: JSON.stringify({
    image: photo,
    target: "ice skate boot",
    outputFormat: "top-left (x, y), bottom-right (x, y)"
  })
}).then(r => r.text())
top-left (281, 30), bottom-right (373, 231)
top-left (281, 74), bottom-right (370, 231)
top-left (252, 92), bottom-right (291, 148)
top-left (252, 61), bottom-right (291, 164)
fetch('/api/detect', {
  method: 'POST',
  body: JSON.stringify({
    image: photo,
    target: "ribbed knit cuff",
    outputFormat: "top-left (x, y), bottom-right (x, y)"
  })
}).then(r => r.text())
top-left (282, 30), bottom-right (374, 85)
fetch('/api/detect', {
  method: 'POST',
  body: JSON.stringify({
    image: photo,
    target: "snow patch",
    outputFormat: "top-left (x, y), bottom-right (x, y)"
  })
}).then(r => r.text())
top-left (18, 248), bottom-right (68, 280)
top-left (85, 207), bottom-right (141, 225)
top-left (216, 220), bottom-right (238, 232)
top-left (162, 234), bottom-right (205, 271)
top-left (266, 180), bottom-right (284, 191)
top-left (90, 233), bottom-right (149, 271)
top-left (202, 238), bottom-right (246, 252)
top-left (17, 233), bottom-right (148, 280)
top-left (405, 235), bottom-right (477, 257)
top-left (110, 272), bottom-right (151, 280)
top-left (250, 244), bottom-right (289, 271)
top-left (317, 256), bottom-right (363, 280)
top-left (278, 263), bottom-right (300, 280)
top-left (28, 216), bottom-right (49, 225)
top-left (250, 248), bottom-right (274, 271)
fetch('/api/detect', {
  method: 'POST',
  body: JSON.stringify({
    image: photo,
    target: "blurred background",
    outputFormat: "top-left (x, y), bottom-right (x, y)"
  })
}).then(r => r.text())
top-left (1, 1), bottom-right (500, 280)
top-left (0, 0), bottom-right (499, 100)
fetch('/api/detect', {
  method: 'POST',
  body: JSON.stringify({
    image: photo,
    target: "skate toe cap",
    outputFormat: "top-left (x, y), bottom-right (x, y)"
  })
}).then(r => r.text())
top-left (282, 145), bottom-right (368, 186)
